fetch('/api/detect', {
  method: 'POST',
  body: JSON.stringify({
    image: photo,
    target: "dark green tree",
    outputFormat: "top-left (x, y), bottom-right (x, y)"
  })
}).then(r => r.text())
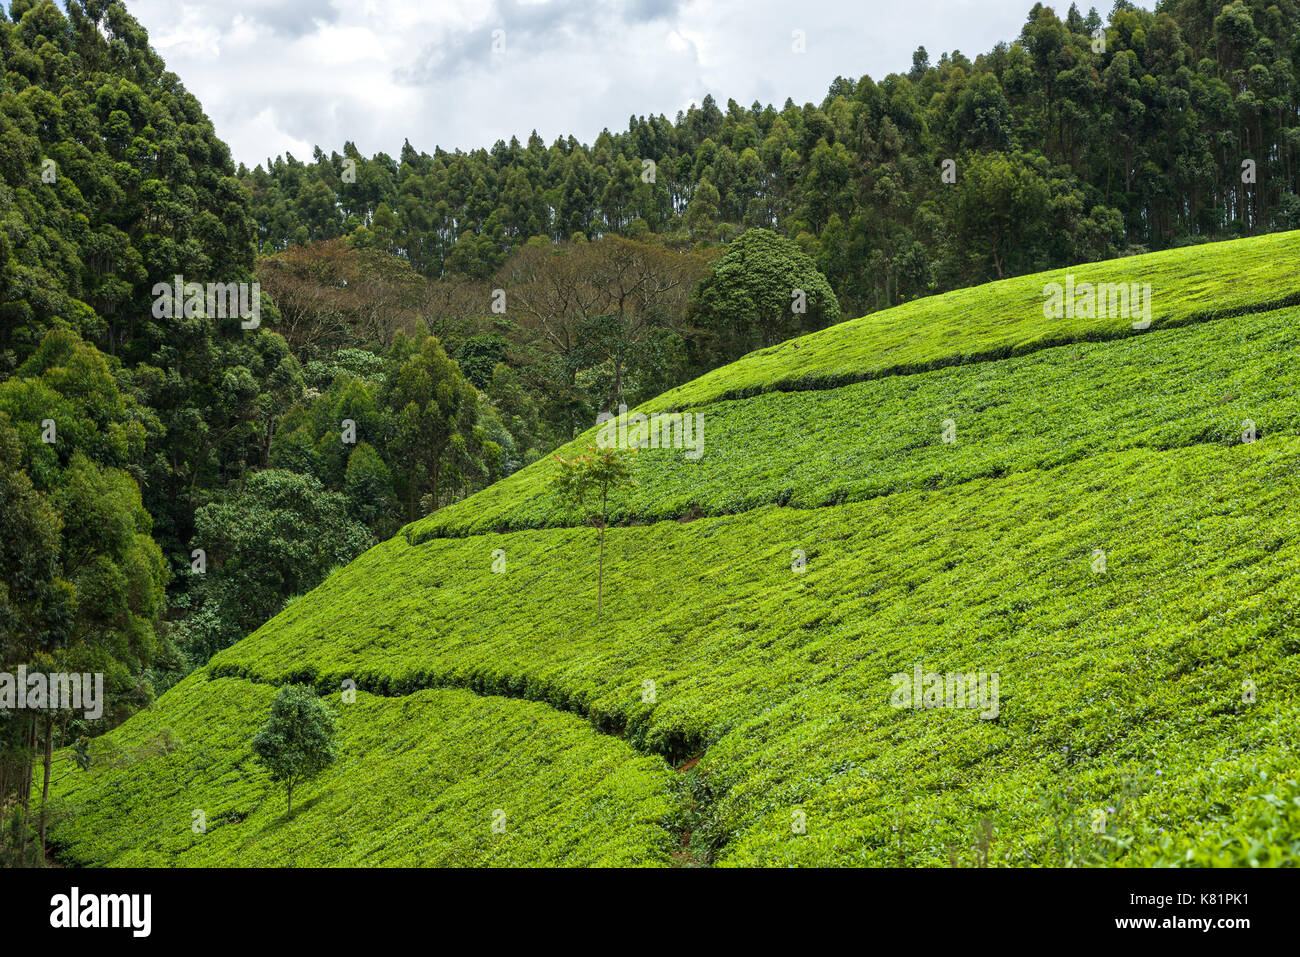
top-left (689, 229), bottom-right (840, 361)
top-left (182, 471), bottom-right (373, 661)
top-left (383, 335), bottom-right (478, 517)
top-left (251, 685), bottom-right (339, 813)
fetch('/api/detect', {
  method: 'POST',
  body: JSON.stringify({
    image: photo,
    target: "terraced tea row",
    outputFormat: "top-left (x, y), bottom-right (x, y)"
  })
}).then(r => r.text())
top-left (200, 436), bottom-right (1300, 864)
top-left (43, 676), bottom-right (681, 867)
top-left (409, 299), bottom-right (1300, 540)
top-left (646, 229), bottom-right (1300, 409)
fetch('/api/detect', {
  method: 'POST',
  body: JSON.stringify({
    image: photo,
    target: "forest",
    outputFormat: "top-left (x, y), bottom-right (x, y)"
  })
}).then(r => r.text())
top-left (0, 0), bottom-right (1298, 863)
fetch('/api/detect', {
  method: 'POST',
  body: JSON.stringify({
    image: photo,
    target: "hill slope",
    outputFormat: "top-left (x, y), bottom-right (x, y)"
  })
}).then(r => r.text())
top-left (43, 232), bottom-right (1300, 867)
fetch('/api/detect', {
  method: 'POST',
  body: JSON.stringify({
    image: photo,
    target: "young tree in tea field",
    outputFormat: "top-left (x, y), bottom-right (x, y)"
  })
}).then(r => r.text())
top-left (251, 685), bottom-right (339, 813)
top-left (551, 446), bottom-right (635, 617)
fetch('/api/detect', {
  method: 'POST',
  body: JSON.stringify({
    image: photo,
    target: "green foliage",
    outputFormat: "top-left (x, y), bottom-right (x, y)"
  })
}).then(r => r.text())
top-left (0, 327), bottom-right (170, 841)
top-left (689, 228), bottom-right (840, 362)
top-left (0, 411), bottom-right (65, 665)
top-left (53, 453), bottom-right (167, 712)
top-left (180, 470), bottom-right (373, 662)
top-left (0, 328), bottom-right (150, 491)
top-left (487, 361), bottom-right (544, 469)
top-left (343, 442), bottom-right (397, 536)
top-left (951, 151), bottom-right (1053, 279)
top-left (0, 1), bottom-right (254, 366)
top-left (39, 234), bottom-right (1300, 867)
top-left (550, 445), bottom-right (635, 522)
top-left (475, 233), bottom-right (714, 442)
top-left (0, 328), bottom-right (169, 720)
top-left (1126, 756), bottom-right (1300, 867)
top-left (649, 230), bottom-right (1300, 409)
top-left (0, 0), bottom-right (271, 564)
top-left (201, 435), bottom-right (1300, 866)
top-left (384, 335), bottom-right (479, 518)
top-left (301, 348), bottom-right (387, 391)
top-left (268, 337), bottom-right (507, 546)
top-left (455, 334), bottom-right (508, 390)
top-left (20, 2), bottom-right (1300, 867)
top-left (0, 1), bottom-right (313, 716)
top-left (407, 232), bottom-right (1300, 540)
top-left (551, 445), bottom-right (635, 616)
top-left (0, 803), bottom-right (41, 868)
top-left (250, 684), bottom-right (338, 813)
top-left (238, 0), bottom-right (1300, 316)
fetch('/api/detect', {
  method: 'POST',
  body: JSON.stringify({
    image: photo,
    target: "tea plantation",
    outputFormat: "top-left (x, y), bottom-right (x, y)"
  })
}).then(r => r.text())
top-left (42, 231), bottom-right (1300, 867)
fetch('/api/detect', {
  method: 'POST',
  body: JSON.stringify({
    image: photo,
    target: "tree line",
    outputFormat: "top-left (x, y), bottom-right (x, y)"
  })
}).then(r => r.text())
top-left (242, 0), bottom-right (1300, 318)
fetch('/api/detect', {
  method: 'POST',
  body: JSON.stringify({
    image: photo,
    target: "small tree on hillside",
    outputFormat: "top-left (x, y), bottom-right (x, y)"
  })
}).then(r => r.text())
top-left (251, 685), bottom-right (339, 813)
top-left (551, 445), bottom-right (635, 617)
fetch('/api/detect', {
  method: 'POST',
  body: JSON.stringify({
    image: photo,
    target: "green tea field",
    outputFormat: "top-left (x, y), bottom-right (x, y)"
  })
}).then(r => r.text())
top-left (41, 232), bottom-right (1300, 867)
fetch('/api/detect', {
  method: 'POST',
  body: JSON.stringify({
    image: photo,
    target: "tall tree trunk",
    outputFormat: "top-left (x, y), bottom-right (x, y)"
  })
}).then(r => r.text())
top-left (19, 714), bottom-right (35, 860)
top-left (264, 416), bottom-right (276, 466)
top-left (597, 488), bottom-right (608, 617)
top-left (38, 716), bottom-right (53, 856)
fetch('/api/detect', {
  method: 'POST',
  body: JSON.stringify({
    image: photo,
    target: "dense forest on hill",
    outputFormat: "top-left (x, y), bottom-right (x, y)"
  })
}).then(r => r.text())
top-left (244, 0), bottom-right (1300, 313)
top-left (1, 0), bottom-right (1298, 865)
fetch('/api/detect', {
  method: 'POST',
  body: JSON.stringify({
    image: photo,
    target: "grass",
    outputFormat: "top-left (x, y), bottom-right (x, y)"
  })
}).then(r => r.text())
top-left (40, 231), bottom-right (1300, 867)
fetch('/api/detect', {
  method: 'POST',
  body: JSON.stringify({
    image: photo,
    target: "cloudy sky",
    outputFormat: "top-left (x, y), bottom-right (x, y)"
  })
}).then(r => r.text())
top-left (125, 0), bottom-right (1091, 170)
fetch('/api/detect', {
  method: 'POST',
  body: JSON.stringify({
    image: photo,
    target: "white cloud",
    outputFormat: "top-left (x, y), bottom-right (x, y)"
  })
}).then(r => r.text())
top-left (120, 0), bottom-right (1087, 168)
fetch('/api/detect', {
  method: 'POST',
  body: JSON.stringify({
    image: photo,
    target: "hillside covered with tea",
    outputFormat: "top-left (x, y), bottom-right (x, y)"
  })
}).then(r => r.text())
top-left (42, 231), bottom-right (1300, 867)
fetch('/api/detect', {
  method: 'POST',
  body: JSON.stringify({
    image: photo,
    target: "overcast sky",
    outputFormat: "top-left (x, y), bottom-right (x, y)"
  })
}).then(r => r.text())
top-left (124, 0), bottom-right (1110, 170)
